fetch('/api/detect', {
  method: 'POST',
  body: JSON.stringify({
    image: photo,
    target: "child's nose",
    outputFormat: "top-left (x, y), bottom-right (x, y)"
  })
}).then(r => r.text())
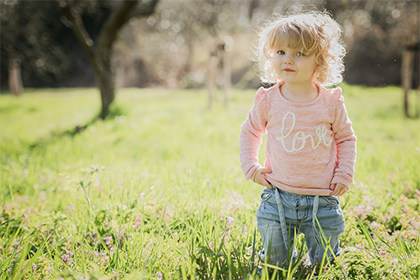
top-left (284, 54), bottom-right (294, 64)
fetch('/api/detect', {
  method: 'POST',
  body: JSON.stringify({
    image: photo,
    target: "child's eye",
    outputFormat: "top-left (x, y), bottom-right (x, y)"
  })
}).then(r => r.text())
top-left (277, 50), bottom-right (285, 55)
top-left (296, 51), bottom-right (306, 57)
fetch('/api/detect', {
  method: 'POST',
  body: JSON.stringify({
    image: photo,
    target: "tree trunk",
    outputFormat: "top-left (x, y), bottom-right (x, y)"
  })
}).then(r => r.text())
top-left (8, 57), bottom-right (23, 96)
top-left (97, 40), bottom-right (115, 119)
top-left (97, 69), bottom-right (115, 119)
top-left (58, 0), bottom-right (159, 120)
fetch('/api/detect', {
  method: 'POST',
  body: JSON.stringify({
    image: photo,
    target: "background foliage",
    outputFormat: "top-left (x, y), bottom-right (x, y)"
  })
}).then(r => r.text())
top-left (1, 0), bottom-right (419, 89)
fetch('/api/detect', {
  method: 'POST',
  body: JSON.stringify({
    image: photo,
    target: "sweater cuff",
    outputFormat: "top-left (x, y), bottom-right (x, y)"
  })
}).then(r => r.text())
top-left (331, 175), bottom-right (352, 188)
top-left (245, 163), bottom-right (262, 182)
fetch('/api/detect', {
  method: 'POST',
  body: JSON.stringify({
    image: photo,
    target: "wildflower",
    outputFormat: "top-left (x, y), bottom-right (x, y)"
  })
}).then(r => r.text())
top-left (392, 231), bottom-right (401, 239)
top-left (116, 226), bottom-right (127, 245)
top-left (370, 221), bottom-right (381, 231)
top-left (415, 189), bottom-right (420, 199)
top-left (62, 249), bottom-right (74, 265)
top-left (104, 236), bottom-right (113, 249)
top-left (86, 232), bottom-right (99, 246)
top-left (242, 225), bottom-right (248, 235)
top-left (163, 205), bottom-right (175, 223)
top-left (245, 246), bottom-right (253, 256)
top-left (102, 252), bottom-right (110, 265)
top-left (172, 232), bottom-right (179, 241)
top-left (221, 230), bottom-right (232, 241)
top-left (64, 242), bottom-right (72, 250)
top-left (225, 216), bottom-right (235, 228)
top-left (378, 246), bottom-right (387, 257)
top-left (350, 203), bottom-right (374, 220)
top-left (13, 238), bottom-right (22, 250)
top-left (155, 272), bottom-right (163, 280)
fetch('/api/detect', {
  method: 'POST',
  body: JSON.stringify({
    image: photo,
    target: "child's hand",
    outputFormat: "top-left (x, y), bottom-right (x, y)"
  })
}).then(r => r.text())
top-left (253, 167), bottom-right (272, 189)
top-left (330, 183), bottom-right (349, 196)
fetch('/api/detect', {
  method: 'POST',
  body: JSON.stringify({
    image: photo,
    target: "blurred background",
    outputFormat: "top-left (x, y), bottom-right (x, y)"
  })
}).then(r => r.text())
top-left (1, 0), bottom-right (419, 91)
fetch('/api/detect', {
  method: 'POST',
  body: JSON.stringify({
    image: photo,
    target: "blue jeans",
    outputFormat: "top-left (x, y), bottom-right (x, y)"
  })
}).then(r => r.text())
top-left (256, 186), bottom-right (345, 266)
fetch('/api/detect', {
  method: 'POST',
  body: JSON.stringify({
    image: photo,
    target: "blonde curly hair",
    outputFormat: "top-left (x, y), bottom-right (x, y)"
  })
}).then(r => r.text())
top-left (254, 11), bottom-right (346, 87)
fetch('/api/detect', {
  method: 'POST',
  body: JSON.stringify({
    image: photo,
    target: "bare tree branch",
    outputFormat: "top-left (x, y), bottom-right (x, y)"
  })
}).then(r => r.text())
top-left (57, 0), bottom-right (101, 73)
top-left (128, 0), bottom-right (159, 18)
top-left (99, 0), bottom-right (159, 51)
top-left (98, 0), bottom-right (138, 51)
top-left (57, 0), bottom-right (160, 119)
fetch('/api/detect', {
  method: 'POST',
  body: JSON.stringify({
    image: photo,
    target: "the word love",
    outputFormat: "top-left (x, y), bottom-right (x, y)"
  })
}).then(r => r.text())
top-left (275, 112), bottom-right (333, 153)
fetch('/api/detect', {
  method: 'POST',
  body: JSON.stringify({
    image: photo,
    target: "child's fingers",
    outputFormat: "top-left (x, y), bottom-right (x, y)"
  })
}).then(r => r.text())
top-left (262, 180), bottom-right (272, 189)
top-left (254, 171), bottom-right (272, 189)
top-left (260, 167), bottom-right (272, 174)
top-left (330, 187), bottom-right (339, 195)
top-left (256, 175), bottom-right (271, 189)
top-left (330, 184), bottom-right (348, 196)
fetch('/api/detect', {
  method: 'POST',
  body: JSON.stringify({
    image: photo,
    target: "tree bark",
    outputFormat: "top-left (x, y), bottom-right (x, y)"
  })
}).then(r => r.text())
top-left (58, 0), bottom-right (159, 119)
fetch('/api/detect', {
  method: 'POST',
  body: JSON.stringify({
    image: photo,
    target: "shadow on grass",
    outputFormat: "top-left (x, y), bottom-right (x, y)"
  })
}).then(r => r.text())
top-left (28, 104), bottom-right (126, 150)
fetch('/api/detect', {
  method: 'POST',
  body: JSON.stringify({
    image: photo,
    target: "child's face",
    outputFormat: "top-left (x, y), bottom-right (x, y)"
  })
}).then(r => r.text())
top-left (272, 41), bottom-right (317, 86)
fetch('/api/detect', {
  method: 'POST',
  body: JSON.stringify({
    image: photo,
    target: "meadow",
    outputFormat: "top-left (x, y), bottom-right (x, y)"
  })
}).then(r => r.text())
top-left (0, 85), bottom-right (419, 279)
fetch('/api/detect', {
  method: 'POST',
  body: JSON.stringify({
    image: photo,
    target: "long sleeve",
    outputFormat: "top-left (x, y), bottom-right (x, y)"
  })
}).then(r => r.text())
top-left (331, 88), bottom-right (357, 187)
top-left (239, 83), bottom-right (356, 196)
top-left (239, 88), bottom-right (268, 180)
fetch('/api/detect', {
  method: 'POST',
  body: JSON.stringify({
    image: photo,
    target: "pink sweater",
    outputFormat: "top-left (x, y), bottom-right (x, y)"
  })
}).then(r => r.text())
top-left (240, 82), bottom-right (357, 196)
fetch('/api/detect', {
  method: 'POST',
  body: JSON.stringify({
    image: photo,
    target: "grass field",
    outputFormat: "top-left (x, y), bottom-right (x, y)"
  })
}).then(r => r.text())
top-left (1, 85), bottom-right (419, 279)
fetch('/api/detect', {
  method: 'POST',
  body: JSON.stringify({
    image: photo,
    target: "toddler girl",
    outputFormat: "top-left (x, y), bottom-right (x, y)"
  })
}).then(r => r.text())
top-left (239, 11), bottom-right (356, 267)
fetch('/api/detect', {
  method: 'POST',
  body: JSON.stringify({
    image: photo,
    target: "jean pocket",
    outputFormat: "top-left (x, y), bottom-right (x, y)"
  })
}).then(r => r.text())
top-left (260, 188), bottom-right (274, 202)
top-left (321, 195), bottom-right (339, 208)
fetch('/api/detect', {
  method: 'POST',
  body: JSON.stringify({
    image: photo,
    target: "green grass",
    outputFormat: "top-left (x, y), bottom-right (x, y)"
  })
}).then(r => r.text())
top-left (0, 85), bottom-right (419, 279)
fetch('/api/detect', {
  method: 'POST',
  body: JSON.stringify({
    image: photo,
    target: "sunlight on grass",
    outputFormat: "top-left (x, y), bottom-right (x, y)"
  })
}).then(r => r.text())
top-left (0, 86), bottom-right (419, 279)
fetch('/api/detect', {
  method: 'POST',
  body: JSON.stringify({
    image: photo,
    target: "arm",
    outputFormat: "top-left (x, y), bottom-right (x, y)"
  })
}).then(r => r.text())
top-left (239, 88), bottom-right (271, 187)
top-left (330, 89), bottom-right (357, 195)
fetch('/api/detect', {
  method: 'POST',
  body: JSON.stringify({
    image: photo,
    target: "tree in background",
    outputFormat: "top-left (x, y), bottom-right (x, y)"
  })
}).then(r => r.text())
top-left (0, 0), bottom-right (71, 95)
top-left (2, 0), bottom-right (418, 95)
top-left (58, 0), bottom-right (159, 119)
top-left (325, 0), bottom-right (419, 87)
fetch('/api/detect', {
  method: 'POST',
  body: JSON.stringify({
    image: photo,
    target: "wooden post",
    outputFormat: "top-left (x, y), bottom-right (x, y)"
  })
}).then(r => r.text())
top-left (402, 48), bottom-right (414, 118)
top-left (9, 57), bottom-right (23, 96)
top-left (207, 36), bottom-right (233, 109)
top-left (222, 36), bottom-right (233, 108)
top-left (207, 51), bottom-right (218, 109)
